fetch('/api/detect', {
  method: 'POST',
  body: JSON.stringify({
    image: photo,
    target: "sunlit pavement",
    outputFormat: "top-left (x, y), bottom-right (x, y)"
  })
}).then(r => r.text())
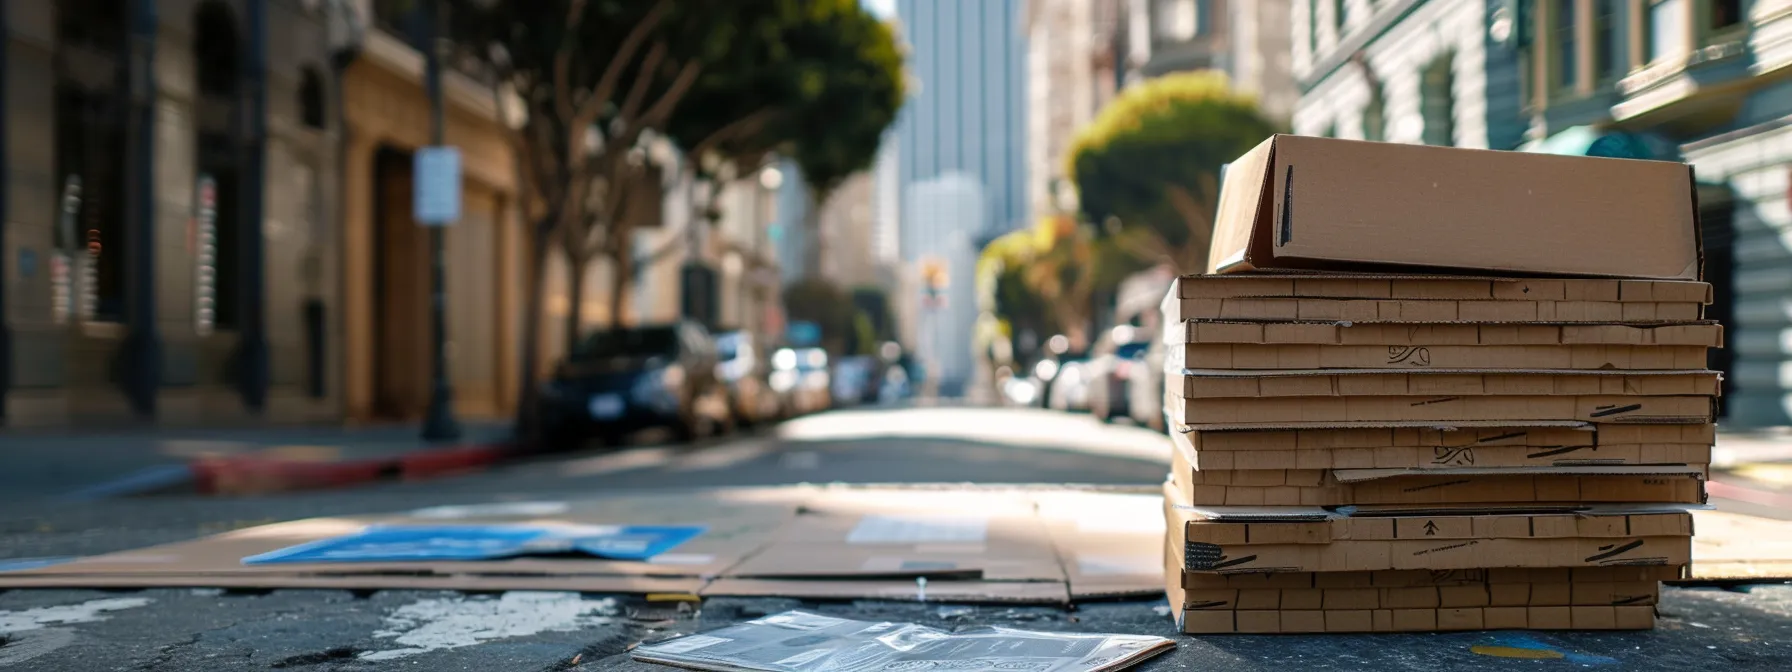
top-left (3, 408), bottom-right (1792, 669)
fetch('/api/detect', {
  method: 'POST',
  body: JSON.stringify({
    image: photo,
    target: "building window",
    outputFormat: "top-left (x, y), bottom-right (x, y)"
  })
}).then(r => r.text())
top-left (1333, 0), bottom-right (1347, 36)
top-left (1554, 0), bottom-right (1578, 91)
top-left (1362, 82), bottom-right (1386, 142)
top-left (1647, 0), bottom-right (1686, 64)
top-left (55, 0), bottom-right (130, 323)
top-left (195, 1), bottom-right (243, 330)
top-left (1710, 0), bottom-right (1744, 32)
top-left (1594, 0), bottom-right (1620, 81)
top-left (299, 67), bottom-right (326, 130)
top-left (1421, 54), bottom-right (1456, 146)
top-left (1309, 0), bottom-right (1321, 57)
top-left (1155, 0), bottom-right (1197, 42)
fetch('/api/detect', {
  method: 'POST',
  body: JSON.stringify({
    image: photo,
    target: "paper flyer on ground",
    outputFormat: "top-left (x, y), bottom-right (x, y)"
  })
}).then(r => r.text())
top-left (631, 610), bottom-right (1174, 672)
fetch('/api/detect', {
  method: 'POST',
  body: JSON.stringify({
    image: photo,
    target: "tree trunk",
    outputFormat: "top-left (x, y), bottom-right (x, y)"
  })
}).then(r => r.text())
top-left (565, 249), bottom-right (590, 352)
top-left (801, 188), bottom-right (826, 279)
top-left (512, 216), bottom-right (554, 443)
top-left (608, 244), bottom-right (634, 329)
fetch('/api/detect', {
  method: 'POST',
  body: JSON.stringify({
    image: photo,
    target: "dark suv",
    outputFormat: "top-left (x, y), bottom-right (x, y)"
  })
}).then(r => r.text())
top-left (539, 321), bottom-right (733, 446)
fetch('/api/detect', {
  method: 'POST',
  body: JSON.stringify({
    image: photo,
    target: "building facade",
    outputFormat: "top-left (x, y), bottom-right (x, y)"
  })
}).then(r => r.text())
top-left (4, 0), bottom-right (344, 427)
top-left (1228, 0), bottom-right (1299, 120)
top-left (892, 0), bottom-right (1029, 395)
top-left (1291, 0), bottom-right (1528, 150)
top-left (1515, 0), bottom-right (1789, 427)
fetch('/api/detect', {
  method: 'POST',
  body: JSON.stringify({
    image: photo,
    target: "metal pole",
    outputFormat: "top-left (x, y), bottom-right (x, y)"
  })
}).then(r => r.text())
top-left (124, 0), bottom-right (162, 417)
top-left (0, 0), bottom-right (11, 424)
top-left (240, 0), bottom-right (270, 411)
top-left (420, 0), bottom-right (462, 442)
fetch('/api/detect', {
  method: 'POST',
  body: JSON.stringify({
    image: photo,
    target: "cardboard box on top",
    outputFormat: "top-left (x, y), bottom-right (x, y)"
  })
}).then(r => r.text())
top-left (1174, 320), bottom-right (1724, 348)
top-left (1170, 392), bottom-right (1714, 425)
top-left (1172, 297), bottom-right (1704, 324)
top-left (1175, 370), bottom-right (1721, 399)
top-left (1205, 135), bottom-right (1700, 280)
top-left (1174, 427), bottom-right (1713, 471)
top-left (1162, 486), bottom-right (1695, 573)
top-left (1175, 275), bottom-right (1713, 304)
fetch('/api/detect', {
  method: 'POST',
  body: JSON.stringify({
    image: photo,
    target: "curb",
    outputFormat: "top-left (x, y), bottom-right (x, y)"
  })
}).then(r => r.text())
top-left (191, 442), bottom-right (520, 496)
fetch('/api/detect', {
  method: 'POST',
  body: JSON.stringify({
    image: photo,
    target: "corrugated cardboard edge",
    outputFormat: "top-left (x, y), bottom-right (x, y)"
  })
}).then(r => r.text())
top-left (1180, 367), bottom-right (1721, 378)
top-left (1181, 420), bottom-right (1594, 433)
top-left (1331, 465), bottom-right (1708, 484)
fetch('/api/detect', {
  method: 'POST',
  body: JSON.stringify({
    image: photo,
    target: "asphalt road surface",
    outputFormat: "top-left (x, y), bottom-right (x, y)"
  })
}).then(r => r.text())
top-left (1, 406), bottom-right (1789, 670)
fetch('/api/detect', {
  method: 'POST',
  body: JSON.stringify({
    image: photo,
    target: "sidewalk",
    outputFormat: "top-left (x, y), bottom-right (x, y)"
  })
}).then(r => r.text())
top-left (1713, 428), bottom-right (1792, 468)
top-left (0, 422), bottom-right (515, 501)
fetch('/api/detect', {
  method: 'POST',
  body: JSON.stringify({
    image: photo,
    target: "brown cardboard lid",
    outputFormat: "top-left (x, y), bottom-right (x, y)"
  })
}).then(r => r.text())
top-left (1331, 465), bottom-right (1708, 483)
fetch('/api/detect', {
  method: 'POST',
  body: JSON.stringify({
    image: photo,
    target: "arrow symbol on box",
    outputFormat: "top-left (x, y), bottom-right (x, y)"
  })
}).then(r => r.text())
top-left (1423, 521), bottom-right (1439, 536)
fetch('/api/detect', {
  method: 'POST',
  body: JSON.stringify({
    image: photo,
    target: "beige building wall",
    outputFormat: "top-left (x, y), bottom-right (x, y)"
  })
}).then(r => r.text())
top-left (818, 173), bottom-right (877, 288)
top-left (1026, 0), bottom-right (1100, 219)
top-left (3, 0), bottom-right (344, 427)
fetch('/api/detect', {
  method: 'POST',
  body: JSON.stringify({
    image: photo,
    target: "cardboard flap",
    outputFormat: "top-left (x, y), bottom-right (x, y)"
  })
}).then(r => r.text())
top-left (1332, 465), bottom-right (1709, 484)
top-left (1183, 419), bottom-right (1593, 433)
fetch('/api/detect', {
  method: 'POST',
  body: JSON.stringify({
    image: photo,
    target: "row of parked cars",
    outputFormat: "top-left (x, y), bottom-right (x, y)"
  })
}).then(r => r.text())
top-left (1021, 326), bottom-right (1168, 433)
top-left (538, 320), bottom-right (905, 447)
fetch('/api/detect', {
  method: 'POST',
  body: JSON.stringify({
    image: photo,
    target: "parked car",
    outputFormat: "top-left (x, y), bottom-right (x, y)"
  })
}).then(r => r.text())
top-left (832, 355), bottom-right (882, 407)
top-left (771, 347), bottom-right (832, 417)
top-left (715, 330), bottom-right (782, 428)
top-left (1087, 326), bottom-right (1150, 423)
top-left (1044, 357), bottom-right (1093, 413)
top-left (1127, 336), bottom-right (1170, 433)
top-left (539, 321), bottom-right (733, 446)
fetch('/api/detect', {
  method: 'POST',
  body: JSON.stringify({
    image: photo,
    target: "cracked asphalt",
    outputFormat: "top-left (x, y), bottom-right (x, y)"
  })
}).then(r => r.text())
top-left (2, 407), bottom-right (1790, 670)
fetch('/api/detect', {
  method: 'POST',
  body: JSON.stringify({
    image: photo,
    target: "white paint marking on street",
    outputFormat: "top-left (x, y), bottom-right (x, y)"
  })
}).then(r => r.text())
top-left (359, 592), bottom-right (617, 662)
top-left (560, 446), bottom-right (676, 477)
top-left (411, 501), bottom-right (571, 519)
top-left (780, 451), bottom-right (820, 470)
top-left (0, 597), bottom-right (152, 635)
top-left (671, 439), bottom-right (772, 472)
top-left (0, 628), bottom-right (76, 667)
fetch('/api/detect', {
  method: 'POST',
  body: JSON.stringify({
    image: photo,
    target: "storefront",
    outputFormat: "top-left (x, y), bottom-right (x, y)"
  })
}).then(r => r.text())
top-left (339, 32), bottom-right (523, 425)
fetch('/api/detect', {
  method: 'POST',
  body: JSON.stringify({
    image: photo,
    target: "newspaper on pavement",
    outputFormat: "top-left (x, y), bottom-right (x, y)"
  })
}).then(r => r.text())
top-left (631, 610), bottom-right (1174, 672)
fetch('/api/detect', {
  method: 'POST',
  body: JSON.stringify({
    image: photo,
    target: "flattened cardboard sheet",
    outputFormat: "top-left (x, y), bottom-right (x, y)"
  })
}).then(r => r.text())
top-left (1177, 369), bottom-right (1721, 399)
top-left (1173, 297), bottom-right (1704, 324)
top-left (1175, 275), bottom-right (1712, 303)
top-left (1176, 565), bottom-right (1685, 589)
top-left (1033, 491), bottom-right (1167, 599)
top-left (1177, 430), bottom-right (1712, 471)
top-left (1182, 423), bottom-right (1712, 451)
top-left (1172, 392), bottom-right (1714, 425)
top-left (1175, 320), bottom-right (1723, 346)
top-left (1181, 343), bottom-right (1712, 370)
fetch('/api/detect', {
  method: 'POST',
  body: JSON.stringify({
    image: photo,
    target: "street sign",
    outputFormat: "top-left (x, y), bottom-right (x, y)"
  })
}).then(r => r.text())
top-left (414, 146), bottom-right (461, 226)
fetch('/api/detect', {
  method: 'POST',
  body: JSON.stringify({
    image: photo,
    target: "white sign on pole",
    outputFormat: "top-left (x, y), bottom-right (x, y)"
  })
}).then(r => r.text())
top-left (414, 146), bottom-right (461, 226)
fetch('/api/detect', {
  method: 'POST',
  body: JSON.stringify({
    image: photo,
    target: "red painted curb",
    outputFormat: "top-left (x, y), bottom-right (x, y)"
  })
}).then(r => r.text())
top-left (191, 443), bottom-right (516, 496)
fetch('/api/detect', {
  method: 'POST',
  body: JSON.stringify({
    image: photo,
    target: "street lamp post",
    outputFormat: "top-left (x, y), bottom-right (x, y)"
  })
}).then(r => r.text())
top-left (419, 0), bottom-right (462, 442)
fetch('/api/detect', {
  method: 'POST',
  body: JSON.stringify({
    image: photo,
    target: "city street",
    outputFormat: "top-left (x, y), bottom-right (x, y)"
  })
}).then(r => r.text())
top-left (0, 406), bottom-right (1788, 670)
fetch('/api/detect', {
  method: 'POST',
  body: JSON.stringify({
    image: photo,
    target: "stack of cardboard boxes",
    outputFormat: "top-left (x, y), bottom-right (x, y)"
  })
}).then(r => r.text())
top-left (1160, 136), bottom-right (1717, 634)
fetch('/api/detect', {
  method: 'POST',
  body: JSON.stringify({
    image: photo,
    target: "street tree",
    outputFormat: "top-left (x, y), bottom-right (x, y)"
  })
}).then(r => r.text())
top-left (444, 0), bottom-right (770, 438)
top-left (1066, 70), bottom-right (1280, 273)
top-left (782, 2), bottom-right (905, 276)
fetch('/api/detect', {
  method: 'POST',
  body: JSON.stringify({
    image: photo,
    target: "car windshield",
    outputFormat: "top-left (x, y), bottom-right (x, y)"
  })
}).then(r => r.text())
top-left (1117, 342), bottom-right (1149, 359)
top-left (573, 326), bottom-right (680, 361)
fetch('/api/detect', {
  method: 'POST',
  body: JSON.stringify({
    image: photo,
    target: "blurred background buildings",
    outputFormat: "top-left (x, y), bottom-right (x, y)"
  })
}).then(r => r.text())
top-left (4, 0), bottom-right (1791, 430)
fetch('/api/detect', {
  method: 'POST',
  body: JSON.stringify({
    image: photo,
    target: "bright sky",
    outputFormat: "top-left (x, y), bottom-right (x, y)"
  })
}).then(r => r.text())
top-left (862, 0), bottom-right (896, 19)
